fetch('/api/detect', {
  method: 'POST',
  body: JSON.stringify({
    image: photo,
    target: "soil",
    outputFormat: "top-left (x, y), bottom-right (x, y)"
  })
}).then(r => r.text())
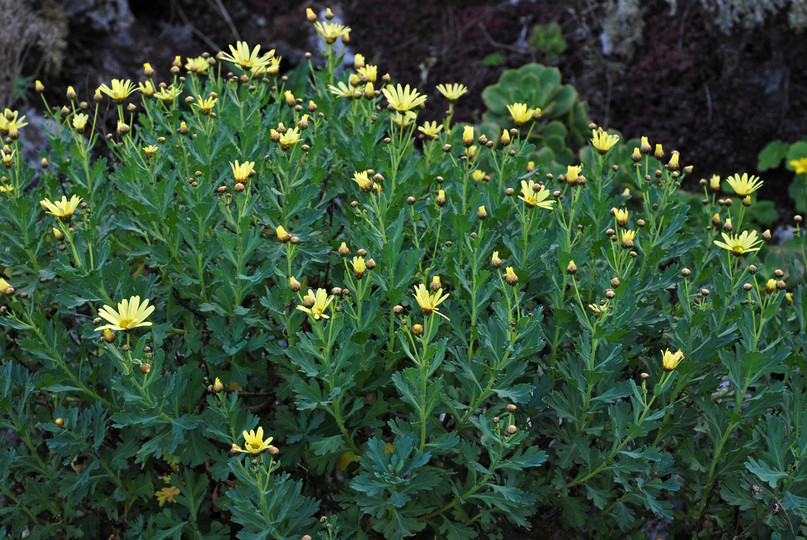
top-left (37, 0), bottom-right (805, 226)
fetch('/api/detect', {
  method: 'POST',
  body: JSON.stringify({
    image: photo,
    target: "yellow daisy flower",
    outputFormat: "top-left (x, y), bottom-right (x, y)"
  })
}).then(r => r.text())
top-left (138, 80), bottom-right (156, 98)
top-left (194, 95), bottom-right (217, 115)
top-left (591, 129), bottom-right (619, 153)
top-left (185, 56), bottom-right (209, 74)
top-left (40, 195), bottom-right (82, 221)
top-left (279, 127), bottom-right (301, 150)
top-left (297, 288), bottom-right (334, 320)
top-left (357, 65), bottom-right (377, 83)
top-left (506, 103), bottom-right (539, 125)
top-left (412, 283), bottom-right (449, 320)
top-left (790, 158), bottom-right (807, 174)
top-left (436, 83), bottom-right (468, 101)
top-left (352, 170), bottom-right (373, 191)
top-left (219, 41), bottom-right (272, 72)
top-left (230, 160), bottom-right (255, 183)
top-left (613, 207), bottom-right (628, 226)
top-left (382, 84), bottom-right (427, 120)
top-left (518, 180), bottom-right (553, 209)
top-left (237, 426), bottom-right (273, 455)
top-left (661, 349), bottom-right (684, 371)
top-left (418, 121), bottom-right (443, 139)
top-left (313, 21), bottom-right (351, 43)
top-left (95, 296), bottom-right (155, 332)
top-left (72, 113), bottom-right (89, 132)
top-left (98, 79), bottom-right (138, 103)
top-left (352, 256), bottom-right (366, 278)
top-left (154, 84), bottom-right (182, 104)
top-left (328, 81), bottom-right (355, 99)
top-left (713, 230), bottom-right (763, 256)
top-left (725, 173), bottom-right (763, 197)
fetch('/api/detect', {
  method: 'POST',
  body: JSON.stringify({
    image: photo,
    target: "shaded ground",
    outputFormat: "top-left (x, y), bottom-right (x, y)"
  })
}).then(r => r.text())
top-left (34, 0), bottom-right (807, 215)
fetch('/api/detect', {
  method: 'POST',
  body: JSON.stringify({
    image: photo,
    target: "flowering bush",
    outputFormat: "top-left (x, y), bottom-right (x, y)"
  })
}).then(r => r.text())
top-left (1, 8), bottom-right (806, 539)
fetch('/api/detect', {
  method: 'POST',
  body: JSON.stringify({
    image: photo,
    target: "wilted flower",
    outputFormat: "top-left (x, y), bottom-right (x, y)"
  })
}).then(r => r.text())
top-left (155, 486), bottom-right (180, 506)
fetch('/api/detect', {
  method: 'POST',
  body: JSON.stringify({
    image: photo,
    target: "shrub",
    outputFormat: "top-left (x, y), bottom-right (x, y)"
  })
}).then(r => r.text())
top-left (1, 9), bottom-right (806, 539)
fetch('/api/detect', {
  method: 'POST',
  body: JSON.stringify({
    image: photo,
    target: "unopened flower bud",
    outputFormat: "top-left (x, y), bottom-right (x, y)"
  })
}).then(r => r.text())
top-left (610, 277), bottom-right (620, 288)
top-left (765, 279), bottom-right (776, 294)
top-left (748, 264), bottom-right (758, 274)
top-left (365, 258), bottom-right (376, 269)
top-left (393, 305), bottom-right (403, 314)
top-left (654, 144), bottom-right (664, 159)
top-left (566, 260), bottom-right (577, 274)
top-left (505, 187), bottom-right (514, 196)
top-left (477, 205), bottom-right (487, 220)
top-left (55, 417), bottom-right (65, 428)
top-left (762, 229), bottom-right (771, 241)
top-left (505, 267), bottom-right (518, 285)
top-left (140, 363), bottom-right (151, 374)
top-left (337, 242), bottom-right (350, 256)
top-left (412, 324), bottom-right (423, 335)
top-left (743, 283), bottom-right (753, 291)
top-left (701, 288), bottom-right (710, 296)
top-left (357, 248), bottom-right (367, 257)
top-left (506, 425), bottom-right (517, 434)
top-left (102, 329), bottom-right (115, 343)
top-left (289, 276), bottom-right (301, 291)
top-left (271, 226), bottom-right (290, 244)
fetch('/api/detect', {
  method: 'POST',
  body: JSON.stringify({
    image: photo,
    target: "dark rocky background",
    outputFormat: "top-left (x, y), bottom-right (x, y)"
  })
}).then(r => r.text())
top-left (10, 0), bottom-right (807, 224)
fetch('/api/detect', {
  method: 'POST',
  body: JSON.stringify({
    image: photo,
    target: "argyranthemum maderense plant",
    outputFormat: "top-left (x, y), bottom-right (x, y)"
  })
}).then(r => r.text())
top-left (0, 7), bottom-right (805, 540)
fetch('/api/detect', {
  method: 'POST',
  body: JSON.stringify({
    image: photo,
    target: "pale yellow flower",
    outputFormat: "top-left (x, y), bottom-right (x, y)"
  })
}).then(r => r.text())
top-left (506, 103), bottom-right (539, 125)
top-left (591, 129), bottom-right (619, 153)
top-left (661, 349), bottom-right (684, 371)
top-left (95, 296), bottom-right (155, 332)
top-left (230, 160), bottom-right (255, 183)
top-left (185, 56), bottom-right (209, 74)
top-left (40, 195), bottom-right (81, 220)
top-left (237, 426), bottom-right (273, 455)
top-left (138, 80), bottom-right (156, 98)
top-left (418, 121), bottom-right (443, 139)
top-left (154, 84), bottom-right (182, 104)
top-left (352, 170), bottom-right (373, 191)
top-left (297, 288), bottom-right (334, 320)
top-left (436, 83), bottom-right (468, 101)
top-left (357, 65), bottom-right (377, 83)
top-left (713, 230), bottom-right (763, 256)
top-left (412, 283), bottom-right (450, 320)
top-left (314, 21), bottom-right (351, 43)
top-left (518, 180), bottom-right (553, 209)
top-left (219, 41), bottom-right (272, 73)
top-left (382, 84), bottom-right (427, 120)
top-left (98, 79), bottom-right (137, 103)
top-left (279, 127), bottom-right (301, 149)
top-left (725, 173), bottom-right (763, 197)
